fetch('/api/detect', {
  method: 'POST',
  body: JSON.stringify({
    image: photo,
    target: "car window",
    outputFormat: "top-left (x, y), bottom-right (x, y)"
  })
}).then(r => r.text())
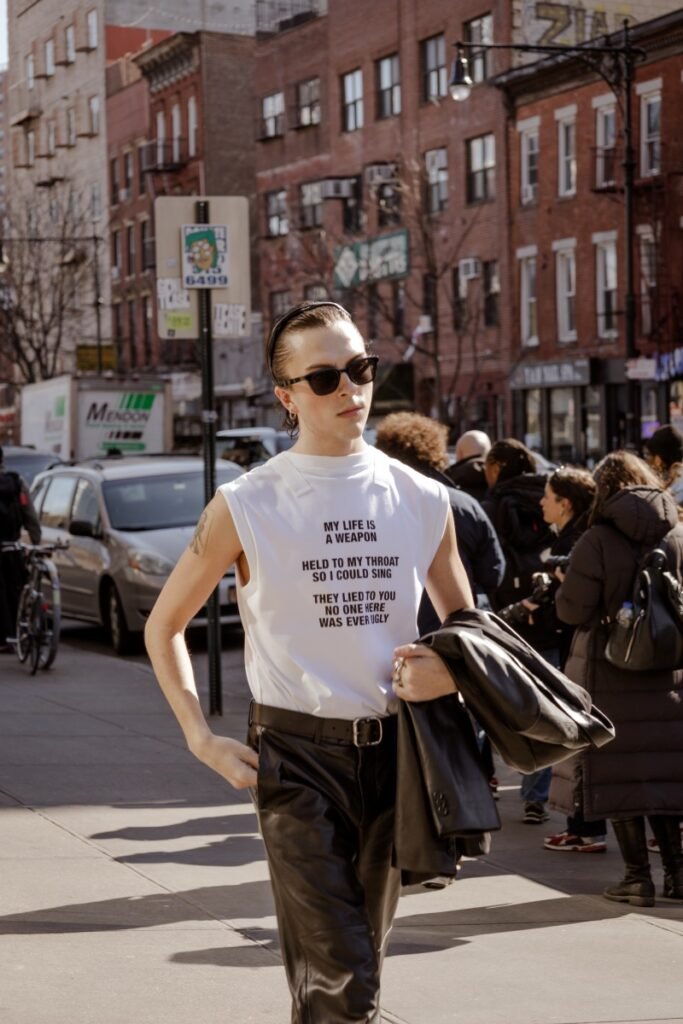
top-left (40, 475), bottom-right (78, 529)
top-left (102, 467), bottom-right (240, 531)
top-left (71, 479), bottom-right (101, 530)
top-left (30, 475), bottom-right (50, 515)
top-left (4, 453), bottom-right (62, 485)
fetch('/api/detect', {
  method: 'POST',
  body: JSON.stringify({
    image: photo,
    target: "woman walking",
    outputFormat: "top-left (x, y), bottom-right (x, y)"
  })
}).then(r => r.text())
top-left (553, 451), bottom-right (683, 905)
top-left (145, 300), bottom-right (473, 1022)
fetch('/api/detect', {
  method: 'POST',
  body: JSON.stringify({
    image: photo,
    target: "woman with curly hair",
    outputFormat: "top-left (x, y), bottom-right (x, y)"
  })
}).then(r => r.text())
top-left (553, 451), bottom-right (683, 905)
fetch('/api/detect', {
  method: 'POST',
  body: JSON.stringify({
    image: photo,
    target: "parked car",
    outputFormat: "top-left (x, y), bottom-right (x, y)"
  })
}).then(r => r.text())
top-left (2, 445), bottom-right (65, 485)
top-left (29, 456), bottom-right (244, 655)
top-left (215, 427), bottom-right (293, 468)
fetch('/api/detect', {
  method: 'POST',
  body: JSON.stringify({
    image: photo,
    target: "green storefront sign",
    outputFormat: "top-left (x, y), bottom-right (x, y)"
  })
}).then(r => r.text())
top-left (333, 230), bottom-right (409, 289)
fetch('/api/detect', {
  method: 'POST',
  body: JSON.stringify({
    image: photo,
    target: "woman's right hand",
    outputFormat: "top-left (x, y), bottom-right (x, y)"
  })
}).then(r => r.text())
top-left (193, 733), bottom-right (259, 789)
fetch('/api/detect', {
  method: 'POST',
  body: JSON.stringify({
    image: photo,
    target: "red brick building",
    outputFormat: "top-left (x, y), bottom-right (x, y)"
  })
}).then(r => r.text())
top-left (254, 0), bottom-right (517, 436)
top-left (497, 9), bottom-right (683, 461)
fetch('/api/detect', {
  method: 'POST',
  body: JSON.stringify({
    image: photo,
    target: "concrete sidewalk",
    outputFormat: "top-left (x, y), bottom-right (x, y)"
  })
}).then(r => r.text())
top-left (1, 639), bottom-right (682, 1024)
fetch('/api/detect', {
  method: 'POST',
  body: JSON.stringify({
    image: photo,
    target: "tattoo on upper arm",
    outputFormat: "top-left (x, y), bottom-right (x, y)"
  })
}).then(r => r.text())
top-left (190, 507), bottom-right (210, 556)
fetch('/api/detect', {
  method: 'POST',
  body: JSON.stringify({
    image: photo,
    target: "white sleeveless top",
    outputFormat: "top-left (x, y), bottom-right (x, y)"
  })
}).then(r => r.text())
top-left (218, 445), bottom-right (449, 718)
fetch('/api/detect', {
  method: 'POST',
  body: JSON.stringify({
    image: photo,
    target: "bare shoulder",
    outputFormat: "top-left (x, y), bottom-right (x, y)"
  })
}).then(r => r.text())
top-left (189, 491), bottom-right (242, 564)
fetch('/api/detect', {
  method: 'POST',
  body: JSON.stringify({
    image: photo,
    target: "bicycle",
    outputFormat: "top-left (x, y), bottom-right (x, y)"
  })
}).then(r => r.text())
top-left (1, 540), bottom-right (68, 674)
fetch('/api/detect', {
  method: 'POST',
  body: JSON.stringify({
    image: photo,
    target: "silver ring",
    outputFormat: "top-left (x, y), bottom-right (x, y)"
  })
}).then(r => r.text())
top-left (393, 657), bottom-right (405, 688)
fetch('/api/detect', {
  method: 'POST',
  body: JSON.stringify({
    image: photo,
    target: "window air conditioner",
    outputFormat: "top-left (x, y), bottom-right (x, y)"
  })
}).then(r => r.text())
top-left (459, 258), bottom-right (481, 280)
top-left (321, 178), bottom-right (355, 199)
top-left (365, 163), bottom-right (397, 187)
top-left (521, 183), bottom-right (537, 204)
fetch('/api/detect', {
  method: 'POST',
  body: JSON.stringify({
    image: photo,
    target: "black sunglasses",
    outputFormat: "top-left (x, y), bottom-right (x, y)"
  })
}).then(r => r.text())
top-left (277, 355), bottom-right (379, 396)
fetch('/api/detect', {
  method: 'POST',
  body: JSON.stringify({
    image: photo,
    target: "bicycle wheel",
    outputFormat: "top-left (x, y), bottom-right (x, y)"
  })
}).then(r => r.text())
top-left (29, 595), bottom-right (44, 675)
top-left (15, 585), bottom-right (34, 664)
top-left (37, 573), bottom-right (61, 667)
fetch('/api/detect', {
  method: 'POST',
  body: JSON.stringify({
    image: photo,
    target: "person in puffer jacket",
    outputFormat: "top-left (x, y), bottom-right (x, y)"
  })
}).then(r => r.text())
top-left (553, 451), bottom-right (683, 906)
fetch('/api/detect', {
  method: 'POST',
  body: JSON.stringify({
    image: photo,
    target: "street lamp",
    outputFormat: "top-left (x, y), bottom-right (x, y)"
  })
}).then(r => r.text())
top-left (450, 21), bottom-right (647, 447)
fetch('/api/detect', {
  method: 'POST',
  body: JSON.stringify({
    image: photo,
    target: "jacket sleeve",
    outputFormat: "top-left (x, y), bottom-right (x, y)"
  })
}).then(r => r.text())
top-left (555, 530), bottom-right (604, 626)
top-left (471, 504), bottom-right (506, 596)
top-left (20, 479), bottom-right (42, 545)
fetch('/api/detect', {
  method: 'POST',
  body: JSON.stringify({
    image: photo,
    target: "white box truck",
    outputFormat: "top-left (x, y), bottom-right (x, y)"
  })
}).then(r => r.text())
top-left (20, 376), bottom-right (173, 460)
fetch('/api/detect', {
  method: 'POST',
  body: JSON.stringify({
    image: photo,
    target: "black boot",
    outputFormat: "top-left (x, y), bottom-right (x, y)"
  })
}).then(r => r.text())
top-left (648, 816), bottom-right (683, 900)
top-left (604, 818), bottom-right (655, 907)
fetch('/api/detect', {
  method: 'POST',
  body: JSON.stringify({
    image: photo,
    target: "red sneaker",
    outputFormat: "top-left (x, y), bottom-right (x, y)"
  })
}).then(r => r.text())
top-left (544, 831), bottom-right (607, 852)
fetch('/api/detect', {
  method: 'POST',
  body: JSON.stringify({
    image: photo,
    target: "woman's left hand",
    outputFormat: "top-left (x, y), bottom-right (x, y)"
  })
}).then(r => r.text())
top-left (392, 643), bottom-right (457, 701)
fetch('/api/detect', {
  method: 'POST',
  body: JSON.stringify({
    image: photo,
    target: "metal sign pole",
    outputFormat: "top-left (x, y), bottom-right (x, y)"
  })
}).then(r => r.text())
top-left (195, 198), bottom-right (222, 716)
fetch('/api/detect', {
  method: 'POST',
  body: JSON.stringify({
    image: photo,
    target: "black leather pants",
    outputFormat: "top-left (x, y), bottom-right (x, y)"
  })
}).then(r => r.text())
top-left (247, 713), bottom-right (400, 1024)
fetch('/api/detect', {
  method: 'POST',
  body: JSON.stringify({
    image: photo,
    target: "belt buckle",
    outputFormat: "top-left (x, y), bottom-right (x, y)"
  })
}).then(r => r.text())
top-left (353, 716), bottom-right (383, 747)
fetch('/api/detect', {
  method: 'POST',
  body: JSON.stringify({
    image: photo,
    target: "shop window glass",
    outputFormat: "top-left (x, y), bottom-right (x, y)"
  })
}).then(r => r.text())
top-left (524, 388), bottom-right (542, 451)
top-left (550, 387), bottom-right (576, 464)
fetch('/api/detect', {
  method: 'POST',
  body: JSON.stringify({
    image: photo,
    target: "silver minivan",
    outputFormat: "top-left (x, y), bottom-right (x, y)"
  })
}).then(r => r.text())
top-left (30, 456), bottom-right (243, 654)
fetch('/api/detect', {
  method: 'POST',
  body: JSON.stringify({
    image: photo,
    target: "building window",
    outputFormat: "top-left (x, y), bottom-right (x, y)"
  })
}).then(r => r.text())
top-left (297, 78), bottom-right (320, 127)
top-left (392, 280), bottom-right (405, 336)
top-left (421, 34), bottom-right (446, 101)
top-left (463, 13), bottom-right (493, 83)
top-left (113, 303), bottom-right (123, 358)
top-left (110, 157), bottom-right (119, 204)
top-left (262, 91), bottom-right (284, 138)
top-left (304, 283), bottom-right (329, 301)
top-left (187, 96), bottom-right (198, 157)
top-left (639, 230), bottom-right (656, 336)
top-left (425, 147), bottom-right (448, 213)
top-left (87, 9), bottom-right (98, 50)
top-left (423, 272), bottom-right (437, 322)
top-left (156, 110), bottom-right (166, 164)
top-left (45, 38), bottom-right (55, 77)
top-left (466, 133), bottom-right (495, 203)
top-left (66, 108), bottom-right (76, 147)
top-left (377, 182), bottom-right (401, 227)
top-left (595, 103), bottom-right (617, 187)
top-left (342, 69), bottom-right (363, 132)
top-left (123, 151), bottom-right (133, 197)
top-left (137, 145), bottom-right (146, 194)
top-left (26, 129), bottom-right (35, 166)
top-left (518, 120), bottom-right (539, 204)
top-left (557, 108), bottom-right (577, 196)
top-left (518, 249), bottom-right (538, 346)
top-left (376, 54), bottom-right (400, 119)
top-left (171, 103), bottom-right (182, 162)
top-left (65, 25), bottom-right (76, 63)
top-left (270, 290), bottom-right (291, 321)
top-left (88, 95), bottom-right (100, 135)
top-left (452, 267), bottom-right (466, 330)
top-left (266, 189), bottom-right (288, 236)
top-left (142, 295), bottom-right (152, 364)
top-left (300, 181), bottom-right (323, 228)
top-left (554, 241), bottom-right (577, 343)
top-left (47, 120), bottom-right (56, 156)
top-left (483, 260), bottom-right (500, 327)
top-left (594, 235), bottom-right (618, 337)
top-left (128, 299), bottom-right (137, 368)
top-left (25, 54), bottom-right (35, 90)
top-left (640, 90), bottom-right (661, 176)
top-left (126, 224), bottom-right (135, 276)
top-left (141, 219), bottom-right (154, 270)
top-left (112, 229), bottom-right (121, 274)
top-left (90, 182), bottom-right (102, 221)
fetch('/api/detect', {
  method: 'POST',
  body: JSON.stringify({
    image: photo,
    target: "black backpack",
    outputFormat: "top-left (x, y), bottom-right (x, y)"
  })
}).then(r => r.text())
top-left (0, 470), bottom-right (23, 543)
top-left (605, 539), bottom-right (683, 673)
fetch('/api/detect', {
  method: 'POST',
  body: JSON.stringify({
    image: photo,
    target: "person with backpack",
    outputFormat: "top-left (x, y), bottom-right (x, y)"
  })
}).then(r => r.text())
top-left (0, 446), bottom-right (41, 652)
top-left (553, 451), bottom-right (683, 905)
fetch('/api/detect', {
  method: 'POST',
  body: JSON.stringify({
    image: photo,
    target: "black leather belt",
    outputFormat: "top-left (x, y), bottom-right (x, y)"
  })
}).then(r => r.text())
top-left (249, 700), bottom-right (392, 747)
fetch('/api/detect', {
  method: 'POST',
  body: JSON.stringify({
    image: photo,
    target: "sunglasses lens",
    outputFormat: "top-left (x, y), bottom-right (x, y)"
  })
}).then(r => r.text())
top-left (308, 369), bottom-right (341, 396)
top-left (347, 357), bottom-right (377, 386)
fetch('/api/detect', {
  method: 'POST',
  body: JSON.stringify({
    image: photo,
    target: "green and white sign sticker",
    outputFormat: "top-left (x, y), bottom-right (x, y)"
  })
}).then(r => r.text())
top-left (181, 224), bottom-right (229, 288)
top-left (80, 390), bottom-right (165, 456)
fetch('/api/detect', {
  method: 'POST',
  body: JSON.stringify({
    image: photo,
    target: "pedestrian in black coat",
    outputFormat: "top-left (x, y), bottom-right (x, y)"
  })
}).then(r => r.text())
top-left (553, 451), bottom-right (683, 906)
top-left (375, 413), bottom-right (505, 633)
top-left (445, 430), bottom-right (492, 504)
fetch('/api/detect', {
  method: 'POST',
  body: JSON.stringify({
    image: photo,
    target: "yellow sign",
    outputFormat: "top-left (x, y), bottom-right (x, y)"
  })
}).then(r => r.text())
top-left (165, 311), bottom-right (194, 331)
top-left (76, 345), bottom-right (117, 371)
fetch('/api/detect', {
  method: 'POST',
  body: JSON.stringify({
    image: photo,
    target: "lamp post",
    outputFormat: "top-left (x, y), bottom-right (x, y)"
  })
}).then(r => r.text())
top-left (450, 21), bottom-right (646, 447)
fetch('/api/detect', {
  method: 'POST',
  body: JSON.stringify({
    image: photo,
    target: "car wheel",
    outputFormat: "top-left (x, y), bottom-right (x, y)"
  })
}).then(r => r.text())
top-left (107, 583), bottom-right (134, 656)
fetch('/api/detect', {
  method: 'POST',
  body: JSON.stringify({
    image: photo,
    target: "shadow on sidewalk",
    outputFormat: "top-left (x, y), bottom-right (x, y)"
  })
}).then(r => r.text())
top-left (90, 811), bottom-right (257, 842)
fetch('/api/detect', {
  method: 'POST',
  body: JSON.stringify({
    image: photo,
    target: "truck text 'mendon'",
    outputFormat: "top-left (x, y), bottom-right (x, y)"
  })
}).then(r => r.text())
top-left (86, 393), bottom-right (157, 425)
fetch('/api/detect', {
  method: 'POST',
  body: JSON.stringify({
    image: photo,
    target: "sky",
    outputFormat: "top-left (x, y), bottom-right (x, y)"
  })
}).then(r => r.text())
top-left (0, 0), bottom-right (7, 67)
